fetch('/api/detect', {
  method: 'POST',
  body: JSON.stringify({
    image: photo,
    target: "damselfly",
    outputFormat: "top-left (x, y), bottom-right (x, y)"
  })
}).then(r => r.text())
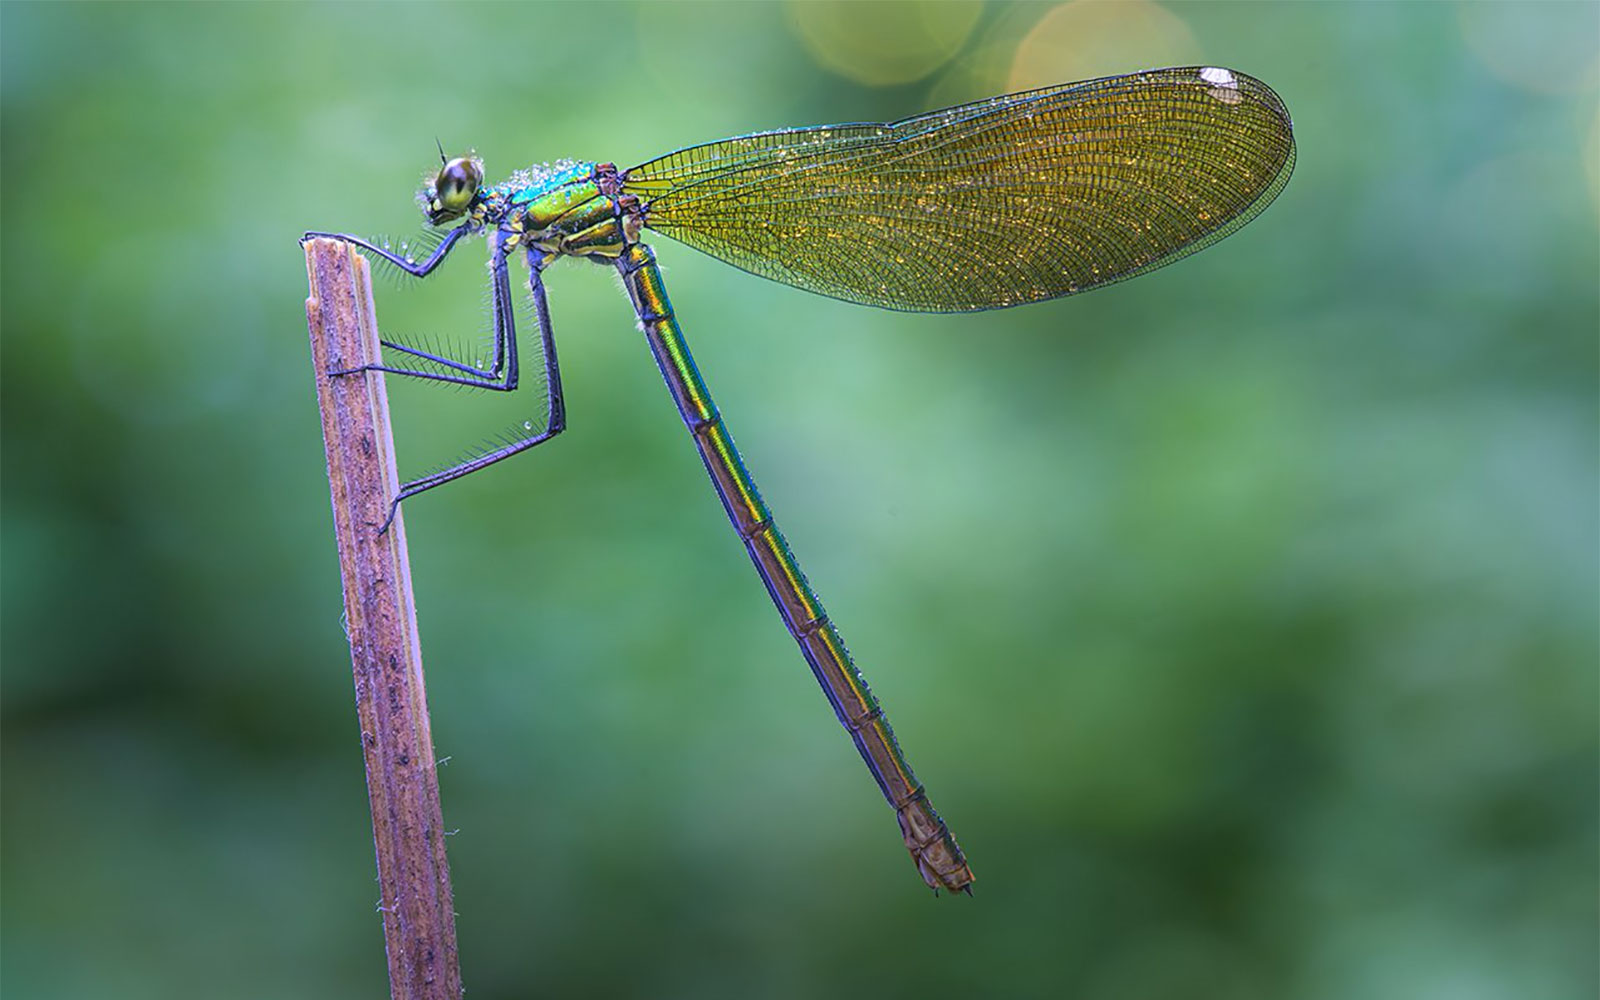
top-left (304, 66), bottom-right (1296, 894)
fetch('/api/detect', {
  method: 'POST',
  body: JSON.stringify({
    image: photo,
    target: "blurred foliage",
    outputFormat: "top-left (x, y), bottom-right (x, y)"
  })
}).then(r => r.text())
top-left (2, 3), bottom-right (1595, 999)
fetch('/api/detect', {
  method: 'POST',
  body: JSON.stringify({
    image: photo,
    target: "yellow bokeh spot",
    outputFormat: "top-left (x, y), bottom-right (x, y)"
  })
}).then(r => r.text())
top-left (788, 0), bottom-right (984, 86)
top-left (1009, 0), bottom-right (1198, 93)
top-left (923, 4), bottom-right (1044, 110)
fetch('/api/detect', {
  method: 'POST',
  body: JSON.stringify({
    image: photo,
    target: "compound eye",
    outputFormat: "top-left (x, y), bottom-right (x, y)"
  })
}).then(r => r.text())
top-left (435, 157), bottom-right (482, 212)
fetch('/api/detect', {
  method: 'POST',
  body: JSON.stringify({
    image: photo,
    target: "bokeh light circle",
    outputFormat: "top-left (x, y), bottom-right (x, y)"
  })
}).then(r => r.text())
top-left (1009, 0), bottom-right (1198, 93)
top-left (787, 0), bottom-right (983, 86)
top-left (1459, 2), bottom-right (1600, 97)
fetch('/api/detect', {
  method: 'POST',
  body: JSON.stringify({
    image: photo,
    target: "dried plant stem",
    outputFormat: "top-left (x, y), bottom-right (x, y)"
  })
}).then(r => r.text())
top-left (303, 238), bottom-right (462, 1000)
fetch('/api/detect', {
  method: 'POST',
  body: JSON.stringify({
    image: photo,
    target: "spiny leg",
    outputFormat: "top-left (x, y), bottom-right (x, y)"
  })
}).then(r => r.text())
top-left (333, 229), bottom-right (523, 392)
top-left (375, 236), bottom-right (521, 382)
top-left (305, 225), bottom-right (514, 386)
top-left (373, 337), bottom-right (504, 381)
top-left (373, 246), bottom-right (568, 532)
top-left (303, 224), bottom-right (468, 279)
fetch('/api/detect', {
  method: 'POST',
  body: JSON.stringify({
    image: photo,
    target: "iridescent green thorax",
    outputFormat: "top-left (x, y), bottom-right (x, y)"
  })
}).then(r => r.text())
top-left (498, 160), bottom-right (596, 220)
top-left (467, 160), bottom-right (640, 260)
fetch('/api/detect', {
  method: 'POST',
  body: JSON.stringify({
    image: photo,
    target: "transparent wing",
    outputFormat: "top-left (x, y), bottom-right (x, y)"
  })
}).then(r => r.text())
top-left (623, 67), bottom-right (1295, 313)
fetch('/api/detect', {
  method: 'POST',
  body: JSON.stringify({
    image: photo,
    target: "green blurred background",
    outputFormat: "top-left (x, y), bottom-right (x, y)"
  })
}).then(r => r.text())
top-left (3, 2), bottom-right (1595, 998)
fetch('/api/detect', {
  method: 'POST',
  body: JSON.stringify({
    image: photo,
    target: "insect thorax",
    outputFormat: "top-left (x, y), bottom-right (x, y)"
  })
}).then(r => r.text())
top-left (485, 160), bottom-right (641, 260)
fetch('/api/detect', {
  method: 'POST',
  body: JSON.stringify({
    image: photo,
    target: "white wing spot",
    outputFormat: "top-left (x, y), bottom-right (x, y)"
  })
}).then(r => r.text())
top-left (1201, 66), bottom-right (1245, 105)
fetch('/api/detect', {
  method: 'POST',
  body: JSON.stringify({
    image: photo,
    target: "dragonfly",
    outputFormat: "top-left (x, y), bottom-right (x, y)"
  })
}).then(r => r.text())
top-left (304, 66), bottom-right (1296, 895)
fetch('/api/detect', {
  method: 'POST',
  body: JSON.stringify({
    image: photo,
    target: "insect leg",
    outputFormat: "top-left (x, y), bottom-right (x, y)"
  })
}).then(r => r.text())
top-left (373, 248), bottom-right (567, 532)
top-left (302, 224), bottom-right (469, 278)
top-left (332, 230), bottom-right (522, 391)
